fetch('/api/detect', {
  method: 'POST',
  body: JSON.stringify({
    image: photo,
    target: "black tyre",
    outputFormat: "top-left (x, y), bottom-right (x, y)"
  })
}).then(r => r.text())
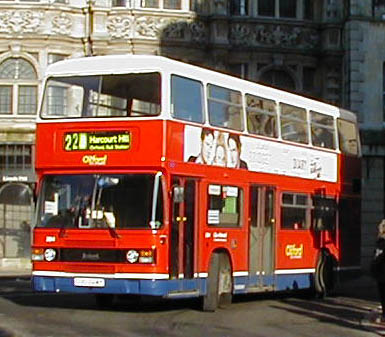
top-left (202, 253), bottom-right (233, 311)
top-left (315, 251), bottom-right (335, 298)
top-left (218, 253), bottom-right (233, 308)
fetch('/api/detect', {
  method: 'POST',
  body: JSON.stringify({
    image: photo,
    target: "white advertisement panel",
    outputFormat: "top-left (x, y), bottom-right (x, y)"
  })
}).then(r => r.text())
top-left (184, 125), bottom-right (337, 183)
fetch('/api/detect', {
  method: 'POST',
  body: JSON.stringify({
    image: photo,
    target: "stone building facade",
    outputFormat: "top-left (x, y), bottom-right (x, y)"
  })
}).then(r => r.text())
top-left (0, 0), bottom-right (382, 270)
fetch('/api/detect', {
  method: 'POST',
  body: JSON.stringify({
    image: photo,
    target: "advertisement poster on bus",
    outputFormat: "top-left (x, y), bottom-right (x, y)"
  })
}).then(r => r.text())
top-left (184, 125), bottom-right (337, 183)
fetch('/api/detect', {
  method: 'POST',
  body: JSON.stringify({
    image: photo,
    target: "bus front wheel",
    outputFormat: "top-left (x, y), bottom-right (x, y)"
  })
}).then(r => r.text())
top-left (202, 253), bottom-right (233, 312)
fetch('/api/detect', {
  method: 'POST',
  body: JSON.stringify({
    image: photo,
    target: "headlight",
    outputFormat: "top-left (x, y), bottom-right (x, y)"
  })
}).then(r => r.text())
top-left (126, 250), bottom-right (139, 263)
top-left (44, 248), bottom-right (57, 262)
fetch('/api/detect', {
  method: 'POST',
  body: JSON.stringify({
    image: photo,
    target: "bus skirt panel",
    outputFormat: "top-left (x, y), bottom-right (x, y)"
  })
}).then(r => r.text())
top-left (32, 275), bottom-right (205, 298)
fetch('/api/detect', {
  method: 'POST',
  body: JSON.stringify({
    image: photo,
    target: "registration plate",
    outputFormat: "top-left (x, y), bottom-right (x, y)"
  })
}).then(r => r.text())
top-left (74, 277), bottom-right (105, 288)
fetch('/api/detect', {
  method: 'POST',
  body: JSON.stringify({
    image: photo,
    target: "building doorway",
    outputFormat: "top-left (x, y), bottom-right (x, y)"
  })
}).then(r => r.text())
top-left (0, 183), bottom-right (34, 259)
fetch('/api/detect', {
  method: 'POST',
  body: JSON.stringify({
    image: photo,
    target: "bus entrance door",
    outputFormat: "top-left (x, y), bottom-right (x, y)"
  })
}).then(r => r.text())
top-left (249, 186), bottom-right (275, 290)
top-left (170, 177), bottom-right (196, 280)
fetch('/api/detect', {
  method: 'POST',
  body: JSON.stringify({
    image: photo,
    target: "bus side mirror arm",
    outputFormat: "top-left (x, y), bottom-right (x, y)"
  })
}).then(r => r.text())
top-left (150, 172), bottom-right (163, 230)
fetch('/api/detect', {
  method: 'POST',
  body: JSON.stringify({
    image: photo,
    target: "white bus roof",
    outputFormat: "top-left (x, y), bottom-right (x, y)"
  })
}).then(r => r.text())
top-left (46, 54), bottom-right (356, 120)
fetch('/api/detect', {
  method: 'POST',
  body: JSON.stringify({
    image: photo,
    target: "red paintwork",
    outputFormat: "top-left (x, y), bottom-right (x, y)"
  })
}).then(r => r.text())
top-left (33, 119), bottom-right (361, 278)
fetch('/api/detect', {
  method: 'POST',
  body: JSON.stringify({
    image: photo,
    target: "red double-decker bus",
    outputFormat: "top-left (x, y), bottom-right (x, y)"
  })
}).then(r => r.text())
top-left (32, 55), bottom-right (361, 311)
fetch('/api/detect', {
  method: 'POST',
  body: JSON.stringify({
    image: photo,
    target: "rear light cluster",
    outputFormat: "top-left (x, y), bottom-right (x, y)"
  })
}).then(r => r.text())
top-left (32, 248), bottom-right (155, 264)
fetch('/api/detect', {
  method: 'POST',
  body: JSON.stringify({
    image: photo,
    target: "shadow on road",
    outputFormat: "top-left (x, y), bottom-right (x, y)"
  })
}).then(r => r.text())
top-left (271, 296), bottom-right (376, 334)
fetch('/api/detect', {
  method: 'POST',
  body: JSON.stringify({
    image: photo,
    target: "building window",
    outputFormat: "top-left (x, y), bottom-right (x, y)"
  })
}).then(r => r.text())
top-left (257, 0), bottom-right (305, 19)
top-left (279, 0), bottom-right (296, 18)
top-left (303, 0), bottom-right (313, 19)
top-left (142, 0), bottom-right (159, 8)
top-left (0, 144), bottom-right (32, 171)
top-left (112, 0), bottom-right (127, 6)
top-left (303, 67), bottom-right (315, 93)
top-left (0, 86), bottom-right (12, 114)
top-left (18, 86), bottom-right (37, 115)
top-left (228, 63), bottom-right (248, 79)
top-left (164, 0), bottom-right (181, 9)
top-left (258, 0), bottom-right (275, 16)
top-left (141, 0), bottom-right (181, 9)
top-left (259, 69), bottom-right (296, 91)
top-left (230, 0), bottom-right (248, 15)
top-left (383, 62), bottom-right (385, 122)
top-left (0, 58), bottom-right (38, 116)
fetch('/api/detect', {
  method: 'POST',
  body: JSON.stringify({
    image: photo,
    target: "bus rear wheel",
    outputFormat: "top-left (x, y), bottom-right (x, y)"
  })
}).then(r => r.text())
top-left (315, 251), bottom-right (336, 298)
top-left (202, 253), bottom-right (233, 312)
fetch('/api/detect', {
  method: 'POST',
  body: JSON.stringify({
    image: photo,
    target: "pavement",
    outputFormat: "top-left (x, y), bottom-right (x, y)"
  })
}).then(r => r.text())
top-left (0, 266), bottom-right (385, 335)
top-left (0, 265), bottom-right (31, 279)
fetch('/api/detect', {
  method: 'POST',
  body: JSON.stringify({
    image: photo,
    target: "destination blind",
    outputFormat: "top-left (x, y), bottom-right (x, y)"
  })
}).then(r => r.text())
top-left (64, 131), bottom-right (131, 151)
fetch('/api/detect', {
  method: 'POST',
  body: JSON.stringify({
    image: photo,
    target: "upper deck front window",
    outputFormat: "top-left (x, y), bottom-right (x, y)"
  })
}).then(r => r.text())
top-left (40, 73), bottom-right (161, 119)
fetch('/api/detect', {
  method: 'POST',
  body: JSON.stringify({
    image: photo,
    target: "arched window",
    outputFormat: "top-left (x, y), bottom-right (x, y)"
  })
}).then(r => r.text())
top-left (259, 69), bottom-right (296, 91)
top-left (0, 58), bottom-right (38, 116)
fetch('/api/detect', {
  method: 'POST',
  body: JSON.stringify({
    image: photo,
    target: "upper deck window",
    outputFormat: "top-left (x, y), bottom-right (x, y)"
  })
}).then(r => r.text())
top-left (41, 73), bottom-right (161, 119)
top-left (246, 94), bottom-right (278, 138)
top-left (280, 103), bottom-right (308, 144)
top-left (310, 111), bottom-right (336, 149)
top-left (207, 84), bottom-right (243, 131)
top-left (337, 118), bottom-right (359, 156)
top-left (171, 75), bottom-right (204, 123)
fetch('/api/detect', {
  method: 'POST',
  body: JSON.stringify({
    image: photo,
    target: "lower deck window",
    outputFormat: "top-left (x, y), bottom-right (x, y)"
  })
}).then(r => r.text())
top-left (207, 184), bottom-right (241, 227)
top-left (281, 193), bottom-right (311, 230)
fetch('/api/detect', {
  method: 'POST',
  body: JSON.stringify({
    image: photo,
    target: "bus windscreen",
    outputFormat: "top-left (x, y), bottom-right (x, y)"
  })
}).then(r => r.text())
top-left (36, 174), bottom-right (163, 229)
top-left (40, 73), bottom-right (161, 119)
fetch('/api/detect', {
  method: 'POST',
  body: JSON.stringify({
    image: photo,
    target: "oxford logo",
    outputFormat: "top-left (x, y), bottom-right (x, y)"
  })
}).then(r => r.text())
top-left (82, 154), bottom-right (107, 166)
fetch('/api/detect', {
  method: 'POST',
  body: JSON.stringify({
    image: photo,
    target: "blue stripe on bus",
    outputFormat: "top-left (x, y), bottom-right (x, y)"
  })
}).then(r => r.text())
top-left (32, 276), bottom-right (205, 297)
top-left (33, 273), bottom-right (313, 297)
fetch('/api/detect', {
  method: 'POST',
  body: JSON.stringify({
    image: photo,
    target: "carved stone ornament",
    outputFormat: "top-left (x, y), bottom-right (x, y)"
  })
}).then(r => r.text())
top-left (106, 14), bottom-right (207, 43)
top-left (0, 10), bottom-right (43, 34)
top-left (189, 21), bottom-right (207, 42)
top-left (135, 16), bottom-right (207, 42)
top-left (107, 16), bottom-right (133, 39)
top-left (135, 16), bottom-right (167, 38)
top-left (163, 20), bottom-right (188, 39)
top-left (52, 13), bottom-right (73, 35)
top-left (230, 23), bottom-right (320, 49)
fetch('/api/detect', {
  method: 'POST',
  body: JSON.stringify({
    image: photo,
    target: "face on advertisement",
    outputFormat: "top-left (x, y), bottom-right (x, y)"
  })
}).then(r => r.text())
top-left (201, 132), bottom-right (214, 164)
top-left (214, 144), bottom-right (226, 167)
top-left (228, 137), bottom-right (240, 168)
